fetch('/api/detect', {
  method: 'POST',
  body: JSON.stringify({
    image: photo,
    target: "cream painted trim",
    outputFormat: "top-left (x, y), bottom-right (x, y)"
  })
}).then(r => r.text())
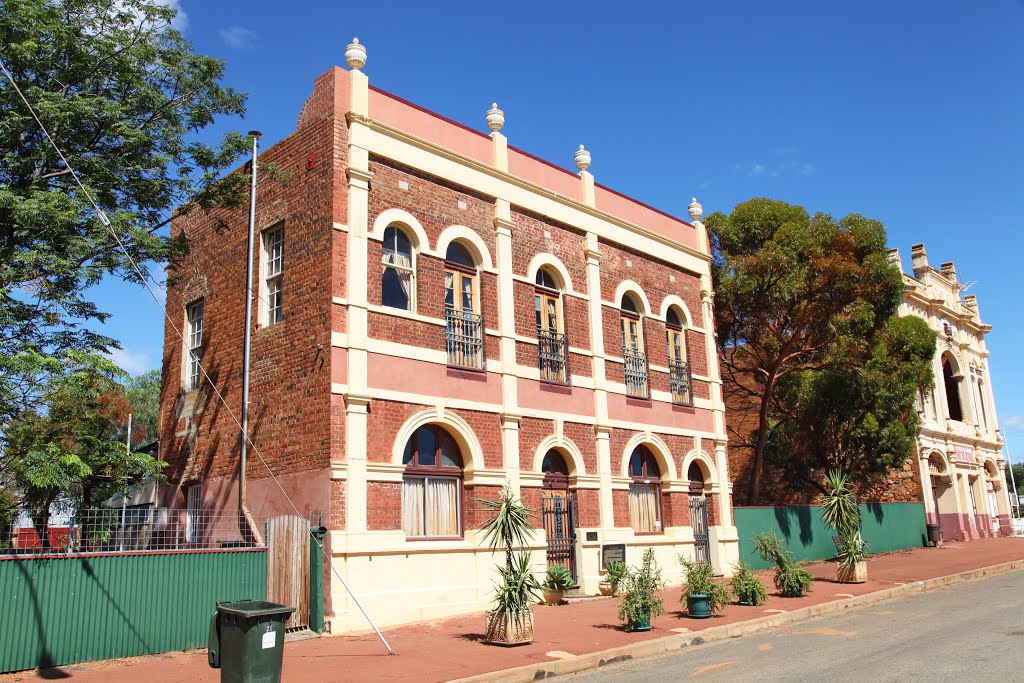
top-left (332, 296), bottom-right (348, 306)
top-left (369, 208), bottom-right (430, 250)
top-left (681, 449), bottom-right (719, 483)
top-left (600, 299), bottom-right (706, 333)
top-left (619, 431), bottom-right (677, 480)
top-left (332, 222), bottom-right (348, 232)
top-left (331, 331), bottom-right (349, 347)
top-left (366, 462), bottom-right (407, 483)
top-left (525, 253), bottom-right (577, 296)
top-left (511, 273), bottom-right (589, 301)
top-left (612, 280), bottom-right (653, 316)
top-left (348, 116), bottom-right (710, 273)
top-left (331, 382), bottom-right (350, 394)
top-left (389, 407), bottom-right (485, 474)
top-left (364, 340), bottom-right (503, 373)
top-left (511, 333), bottom-right (592, 357)
top-left (530, 434), bottom-right (587, 476)
top-left (330, 461), bottom-right (348, 480)
top-left (436, 225), bottom-right (495, 271)
top-left (659, 295), bottom-right (695, 328)
top-left (514, 363), bottom-right (596, 389)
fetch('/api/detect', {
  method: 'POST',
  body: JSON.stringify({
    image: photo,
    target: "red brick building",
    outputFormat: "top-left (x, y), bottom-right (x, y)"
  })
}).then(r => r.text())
top-left (160, 42), bottom-right (737, 631)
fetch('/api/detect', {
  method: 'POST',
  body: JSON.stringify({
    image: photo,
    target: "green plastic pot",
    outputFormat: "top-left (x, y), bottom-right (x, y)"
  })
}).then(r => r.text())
top-left (626, 608), bottom-right (652, 632)
top-left (686, 594), bottom-right (712, 618)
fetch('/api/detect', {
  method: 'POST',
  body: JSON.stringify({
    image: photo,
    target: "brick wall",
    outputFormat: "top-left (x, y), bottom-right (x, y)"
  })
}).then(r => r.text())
top-left (366, 481), bottom-right (403, 530)
top-left (575, 488), bottom-right (600, 528)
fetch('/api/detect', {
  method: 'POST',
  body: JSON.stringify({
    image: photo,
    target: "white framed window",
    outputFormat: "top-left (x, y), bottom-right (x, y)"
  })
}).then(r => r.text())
top-left (185, 484), bottom-right (202, 543)
top-left (186, 299), bottom-right (204, 391)
top-left (262, 224), bottom-right (284, 326)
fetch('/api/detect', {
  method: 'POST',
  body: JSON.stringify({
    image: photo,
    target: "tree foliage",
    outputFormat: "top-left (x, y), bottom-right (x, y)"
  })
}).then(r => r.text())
top-left (707, 197), bottom-right (919, 503)
top-left (125, 368), bottom-right (161, 446)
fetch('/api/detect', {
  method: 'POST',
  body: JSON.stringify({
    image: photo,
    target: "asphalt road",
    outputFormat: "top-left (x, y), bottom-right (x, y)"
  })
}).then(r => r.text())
top-left (568, 571), bottom-right (1024, 682)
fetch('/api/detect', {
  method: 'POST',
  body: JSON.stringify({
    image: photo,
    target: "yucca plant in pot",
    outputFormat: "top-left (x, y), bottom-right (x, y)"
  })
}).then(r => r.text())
top-left (617, 548), bottom-right (665, 632)
top-left (729, 561), bottom-right (768, 606)
top-left (680, 558), bottom-right (731, 618)
top-left (477, 485), bottom-right (541, 645)
top-left (541, 565), bottom-right (574, 605)
top-left (820, 470), bottom-right (868, 583)
top-left (600, 560), bottom-right (628, 596)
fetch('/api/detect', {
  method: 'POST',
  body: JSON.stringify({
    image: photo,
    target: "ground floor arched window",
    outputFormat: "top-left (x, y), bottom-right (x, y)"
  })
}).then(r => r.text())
top-left (628, 446), bottom-right (662, 533)
top-left (401, 425), bottom-right (463, 538)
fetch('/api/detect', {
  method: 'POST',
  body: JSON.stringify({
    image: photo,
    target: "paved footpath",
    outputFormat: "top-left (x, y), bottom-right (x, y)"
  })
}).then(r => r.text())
top-left (4, 537), bottom-right (1024, 683)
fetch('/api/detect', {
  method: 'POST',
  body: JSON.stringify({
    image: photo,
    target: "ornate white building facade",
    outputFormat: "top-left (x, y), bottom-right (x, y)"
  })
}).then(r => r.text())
top-left (889, 243), bottom-right (1012, 541)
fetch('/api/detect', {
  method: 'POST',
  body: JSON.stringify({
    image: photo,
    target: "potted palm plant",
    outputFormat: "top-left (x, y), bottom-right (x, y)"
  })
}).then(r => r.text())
top-left (753, 530), bottom-right (814, 597)
top-left (680, 558), bottom-right (731, 618)
top-left (617, 548), bottom-right (665, 632)
top-left (820, 470), bottom-right (868, 583)
top-left (541, 565), bottom-right (574, 605)
top-left (599, 560), bottom-right (628, 596)
top-left (477, 485), bottom-right (541, 645)
top-left (729, 561), bottom-right (768, 606)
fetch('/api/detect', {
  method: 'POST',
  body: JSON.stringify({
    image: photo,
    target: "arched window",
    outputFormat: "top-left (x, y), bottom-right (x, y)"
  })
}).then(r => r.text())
top-left (687, 461), bottom-right (705, 496)
top-left (445, 242), bottom-right (483, 368)
top-left (382, 225), bottom-right (415, 310)
top-left (620, 294), bottom-right (648, 397)
top-left (666, 307), bottom-right (691, 404)
top-left (542, 449), bottom-right (570, 489)
top-left (536, 268), bottom-right (567, 383)
top-left (628, 446), bottom-right (662, 533)
top-left (942, 356), bottom-right (963, 422)
top-left (401, 425), bottom-right (463, 538)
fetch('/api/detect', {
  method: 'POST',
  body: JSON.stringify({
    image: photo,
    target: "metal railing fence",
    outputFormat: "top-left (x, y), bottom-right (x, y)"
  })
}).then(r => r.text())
top-left (669, 358), bottom-right (693, 405)
top-left (623, 348), bottom-right (649, 398)
top-left (446, 306), bottom-right (484, 369)
top-left (537, 328), bottom-right (569, 384)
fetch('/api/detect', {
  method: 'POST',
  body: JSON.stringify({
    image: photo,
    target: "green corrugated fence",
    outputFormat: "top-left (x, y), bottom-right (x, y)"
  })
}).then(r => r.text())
top-left (0, 549), bottom-right (266, 674)
top-left (735, 502), bottom-right (928, 570)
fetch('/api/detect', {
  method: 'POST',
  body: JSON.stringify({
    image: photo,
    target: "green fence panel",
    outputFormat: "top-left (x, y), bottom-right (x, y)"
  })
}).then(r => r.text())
top-left (0, 549), bottom-right (266, 674)
top-left (735, 503), bottom-right (927, 570)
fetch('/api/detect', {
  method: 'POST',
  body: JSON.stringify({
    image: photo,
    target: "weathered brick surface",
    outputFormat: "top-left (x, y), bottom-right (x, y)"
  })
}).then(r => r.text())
top-left (612, 489), bottom-right (629, 528)
top-left (366, 481), bottom-right (402, 530)
top-left (329, 480), bottom-right (346, 531)
top-left (465, 484), bottom-right (502, 528)
top-left (367, 400), bottom-right (423, 463)
top-left (575, 488), bottom-right (600, 528)
top-left (519, 417), bottom-right (554, 471)
top-left (510, 208), bottom-right (588, 295)
top-left (563, 422), bottom-right (597, 475)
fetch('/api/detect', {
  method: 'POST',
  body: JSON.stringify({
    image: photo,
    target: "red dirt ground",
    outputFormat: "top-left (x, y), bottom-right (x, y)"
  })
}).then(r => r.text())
top-left (7, 537), bottom-right (1024, 682)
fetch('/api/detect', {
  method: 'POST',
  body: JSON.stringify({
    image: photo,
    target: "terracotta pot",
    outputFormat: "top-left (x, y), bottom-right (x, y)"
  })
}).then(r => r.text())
top-left (485, 608), bottom-right (534, 646)
top-left (542, 588), bottom-right (564, 605)
top-left (837, 560), bottom-right (868, 583)
top-left (598, 581), bottom-right (613, 596)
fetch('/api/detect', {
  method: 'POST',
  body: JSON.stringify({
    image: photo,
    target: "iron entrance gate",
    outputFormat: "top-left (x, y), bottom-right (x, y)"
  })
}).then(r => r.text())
top-left (542, 494), bottom-right (577, 583)
top-left (689, 497), bottom-right (711, 566)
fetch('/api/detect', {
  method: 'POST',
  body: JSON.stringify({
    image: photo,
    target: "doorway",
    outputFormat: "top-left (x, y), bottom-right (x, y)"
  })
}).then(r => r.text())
top-left (541, 449), bottom-right (577, 584)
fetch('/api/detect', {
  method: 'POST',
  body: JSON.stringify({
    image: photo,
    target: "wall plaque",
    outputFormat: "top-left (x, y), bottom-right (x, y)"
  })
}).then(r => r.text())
top-left (601, 543), bottom-right (626, 569)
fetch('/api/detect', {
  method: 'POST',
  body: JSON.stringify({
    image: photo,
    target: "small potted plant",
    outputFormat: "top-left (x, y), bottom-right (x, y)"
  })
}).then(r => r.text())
top-left (730, 561), bottom-right (768, 606)
top-left (617, 548), bottom-right (665, 632)
top-left (478, 485), bottom-right (541, 645)
top-left (680, 558), bottom-right (731, 618)
top-left (753, 530), bottom-right (814, 598)
top-left (820, 470), bottom-right (868, 583)
top-left (541, 565), bottom-right (574, 605)
top-left (599, 560), bottom-right (628, 596)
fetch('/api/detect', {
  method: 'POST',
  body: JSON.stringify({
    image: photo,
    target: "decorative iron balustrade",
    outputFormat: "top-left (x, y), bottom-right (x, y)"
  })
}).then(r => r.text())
top-left (623, 348), bottom-right (649, 398)
top-left (669, 358), bottom-right (693, 405)
top-left (537, 328), bottom-right (569, 384)
top-left (446, 307), bottom-right (484, 369)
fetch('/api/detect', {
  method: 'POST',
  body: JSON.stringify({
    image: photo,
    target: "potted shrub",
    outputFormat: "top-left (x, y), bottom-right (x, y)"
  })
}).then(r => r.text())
top-left (617, 548), bottom-right (665, 632)
top-left (477, 485), bottom-right (541, 645)
top-left (541, 565), bottom-right (574, 605)
top-left (680, 558), bottom-right (731, 618)
top-left (729, 561), bottom-right (768, 606)
top-left (599, 560), bottom-right (628, 596)
top-left (820, 470), bottom-right (868, 583)
top-left (753, 530), bottom-right (814, 598)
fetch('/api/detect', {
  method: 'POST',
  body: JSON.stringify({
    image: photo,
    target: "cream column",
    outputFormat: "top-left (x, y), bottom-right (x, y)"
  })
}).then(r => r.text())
top-left (584, 232), bottom-right (614, 528)
top-left (487, 105), bottom-right (522, 493)
top-left (343, 43), bottom-right (372, 533)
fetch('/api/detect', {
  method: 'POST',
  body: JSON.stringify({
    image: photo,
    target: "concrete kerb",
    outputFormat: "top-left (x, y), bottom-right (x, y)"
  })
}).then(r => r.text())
top-left (451, 559), bottom-right (1024, 683)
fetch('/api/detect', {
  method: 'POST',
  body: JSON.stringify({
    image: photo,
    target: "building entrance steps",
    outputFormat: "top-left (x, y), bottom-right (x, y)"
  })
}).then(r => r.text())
top-left (11, 537), bottom-right (1024, 683)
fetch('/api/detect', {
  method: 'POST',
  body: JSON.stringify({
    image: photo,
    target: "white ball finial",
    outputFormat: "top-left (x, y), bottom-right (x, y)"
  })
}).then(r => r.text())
top-left (345, 38), bottom-right (367, 70)
top-left (574, 144), bottom-right (591, 172)
top-left (486, 103), bottom-right (504, 132)
top-left (688, 197), bottom-right (703, 222)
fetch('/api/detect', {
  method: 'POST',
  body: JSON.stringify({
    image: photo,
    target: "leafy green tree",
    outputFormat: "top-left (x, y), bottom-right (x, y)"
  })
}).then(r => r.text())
top-left (1005, 463), bottom-right (1023, 495)
top-left (1, 352), bottom-right (164, 547)
top-left (125, 369), bottom-right (161, 446)
top-left (0, 0), bottom-right (250, 398)
top-left (767, 315), bottom-right (936, 490)
top-left (707, 198), bottom-right (905, 504)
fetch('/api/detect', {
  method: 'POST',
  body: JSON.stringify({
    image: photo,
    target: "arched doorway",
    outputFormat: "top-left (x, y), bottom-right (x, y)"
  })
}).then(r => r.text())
top-left (927, 452), bottom-right (957, 541)
top-left (541, 449), bottom-right (577, 582)
top-left (687, 461), bottom-right (711, 566)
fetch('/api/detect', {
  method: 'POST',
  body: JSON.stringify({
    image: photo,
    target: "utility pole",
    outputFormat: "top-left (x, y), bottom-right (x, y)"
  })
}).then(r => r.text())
top-left (239, 131), bottom-right (262, 545)
top-left (119, 413), bottom-right (131, 552)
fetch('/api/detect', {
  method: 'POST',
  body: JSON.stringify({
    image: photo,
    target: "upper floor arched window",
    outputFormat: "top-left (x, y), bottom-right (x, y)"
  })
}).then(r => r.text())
top-left (382, 225), bottom-right (415, 311)
top-left (536, 267), bottom-right (568, 383)
top-left (942, 355), bottom-right (963, 422)
top-left (445, 241), bottom-right (483, 368)
top-left (620, 293), bottom-right (648, 397)
top-left (666, 306), bottom-right (691, 404)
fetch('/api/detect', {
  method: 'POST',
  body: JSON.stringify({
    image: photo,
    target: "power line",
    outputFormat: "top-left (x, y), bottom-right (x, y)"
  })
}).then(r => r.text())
top-left (0, 58), bottom-right (394, 655)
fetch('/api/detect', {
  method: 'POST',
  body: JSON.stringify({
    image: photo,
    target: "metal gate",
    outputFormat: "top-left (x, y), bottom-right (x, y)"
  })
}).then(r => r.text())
top-left (689, 497), bottom-right (711, 566)
top-left (266, 515), bottom-right (310, 631)
top-left (542, 494), bottom-right (577, 583)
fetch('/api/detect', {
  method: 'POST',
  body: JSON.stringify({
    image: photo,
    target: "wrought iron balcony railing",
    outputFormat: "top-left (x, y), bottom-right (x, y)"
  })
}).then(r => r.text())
top-left (537, 328), bottom-right (569, 384)
top-left (669, 358), bottom-right (693, 405)
top-left (623, 348), bottom-right (649, 398)
top-left (446, 307), bottom-right (484, 369)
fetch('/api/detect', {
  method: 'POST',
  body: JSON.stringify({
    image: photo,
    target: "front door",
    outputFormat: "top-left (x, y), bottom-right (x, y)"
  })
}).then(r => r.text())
top-left (689, 496), bottom-right (711, 566)
top-left (542, 491), bottom-right (577, 584)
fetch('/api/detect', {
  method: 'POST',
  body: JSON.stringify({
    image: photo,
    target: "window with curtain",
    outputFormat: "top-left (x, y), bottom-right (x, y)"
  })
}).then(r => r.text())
top-left (444, 241), bottom-right (482, 368)
top-left (535, 268), bottom-right (567, 383)
top-left (401, 425), bottom-right (463, 538)
top-left (628, 446), bottom-right (662, 533)
top-left (620, 293), bottom-right (648, 398)
top-left (382, 225), bottom-right (414, 310)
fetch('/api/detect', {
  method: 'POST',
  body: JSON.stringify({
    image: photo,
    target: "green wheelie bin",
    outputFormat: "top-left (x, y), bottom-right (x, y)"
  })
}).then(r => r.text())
top-left (208, 600), bottom-right (296, 683)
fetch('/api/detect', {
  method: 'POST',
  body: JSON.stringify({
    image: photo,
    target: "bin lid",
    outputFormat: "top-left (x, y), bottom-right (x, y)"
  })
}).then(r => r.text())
top-left (217, 600), bottom-right (296, 618)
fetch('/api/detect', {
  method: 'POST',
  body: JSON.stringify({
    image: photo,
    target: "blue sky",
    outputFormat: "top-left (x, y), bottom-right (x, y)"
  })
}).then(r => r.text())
top-left (90, 0), bottom-right (1024, 459)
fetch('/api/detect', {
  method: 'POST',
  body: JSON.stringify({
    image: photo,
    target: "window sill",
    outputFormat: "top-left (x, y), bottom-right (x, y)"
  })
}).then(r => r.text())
top-left (404, 536), bottom-right (464, 542)
top-left (446, 364), bottom-right (487, 376)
